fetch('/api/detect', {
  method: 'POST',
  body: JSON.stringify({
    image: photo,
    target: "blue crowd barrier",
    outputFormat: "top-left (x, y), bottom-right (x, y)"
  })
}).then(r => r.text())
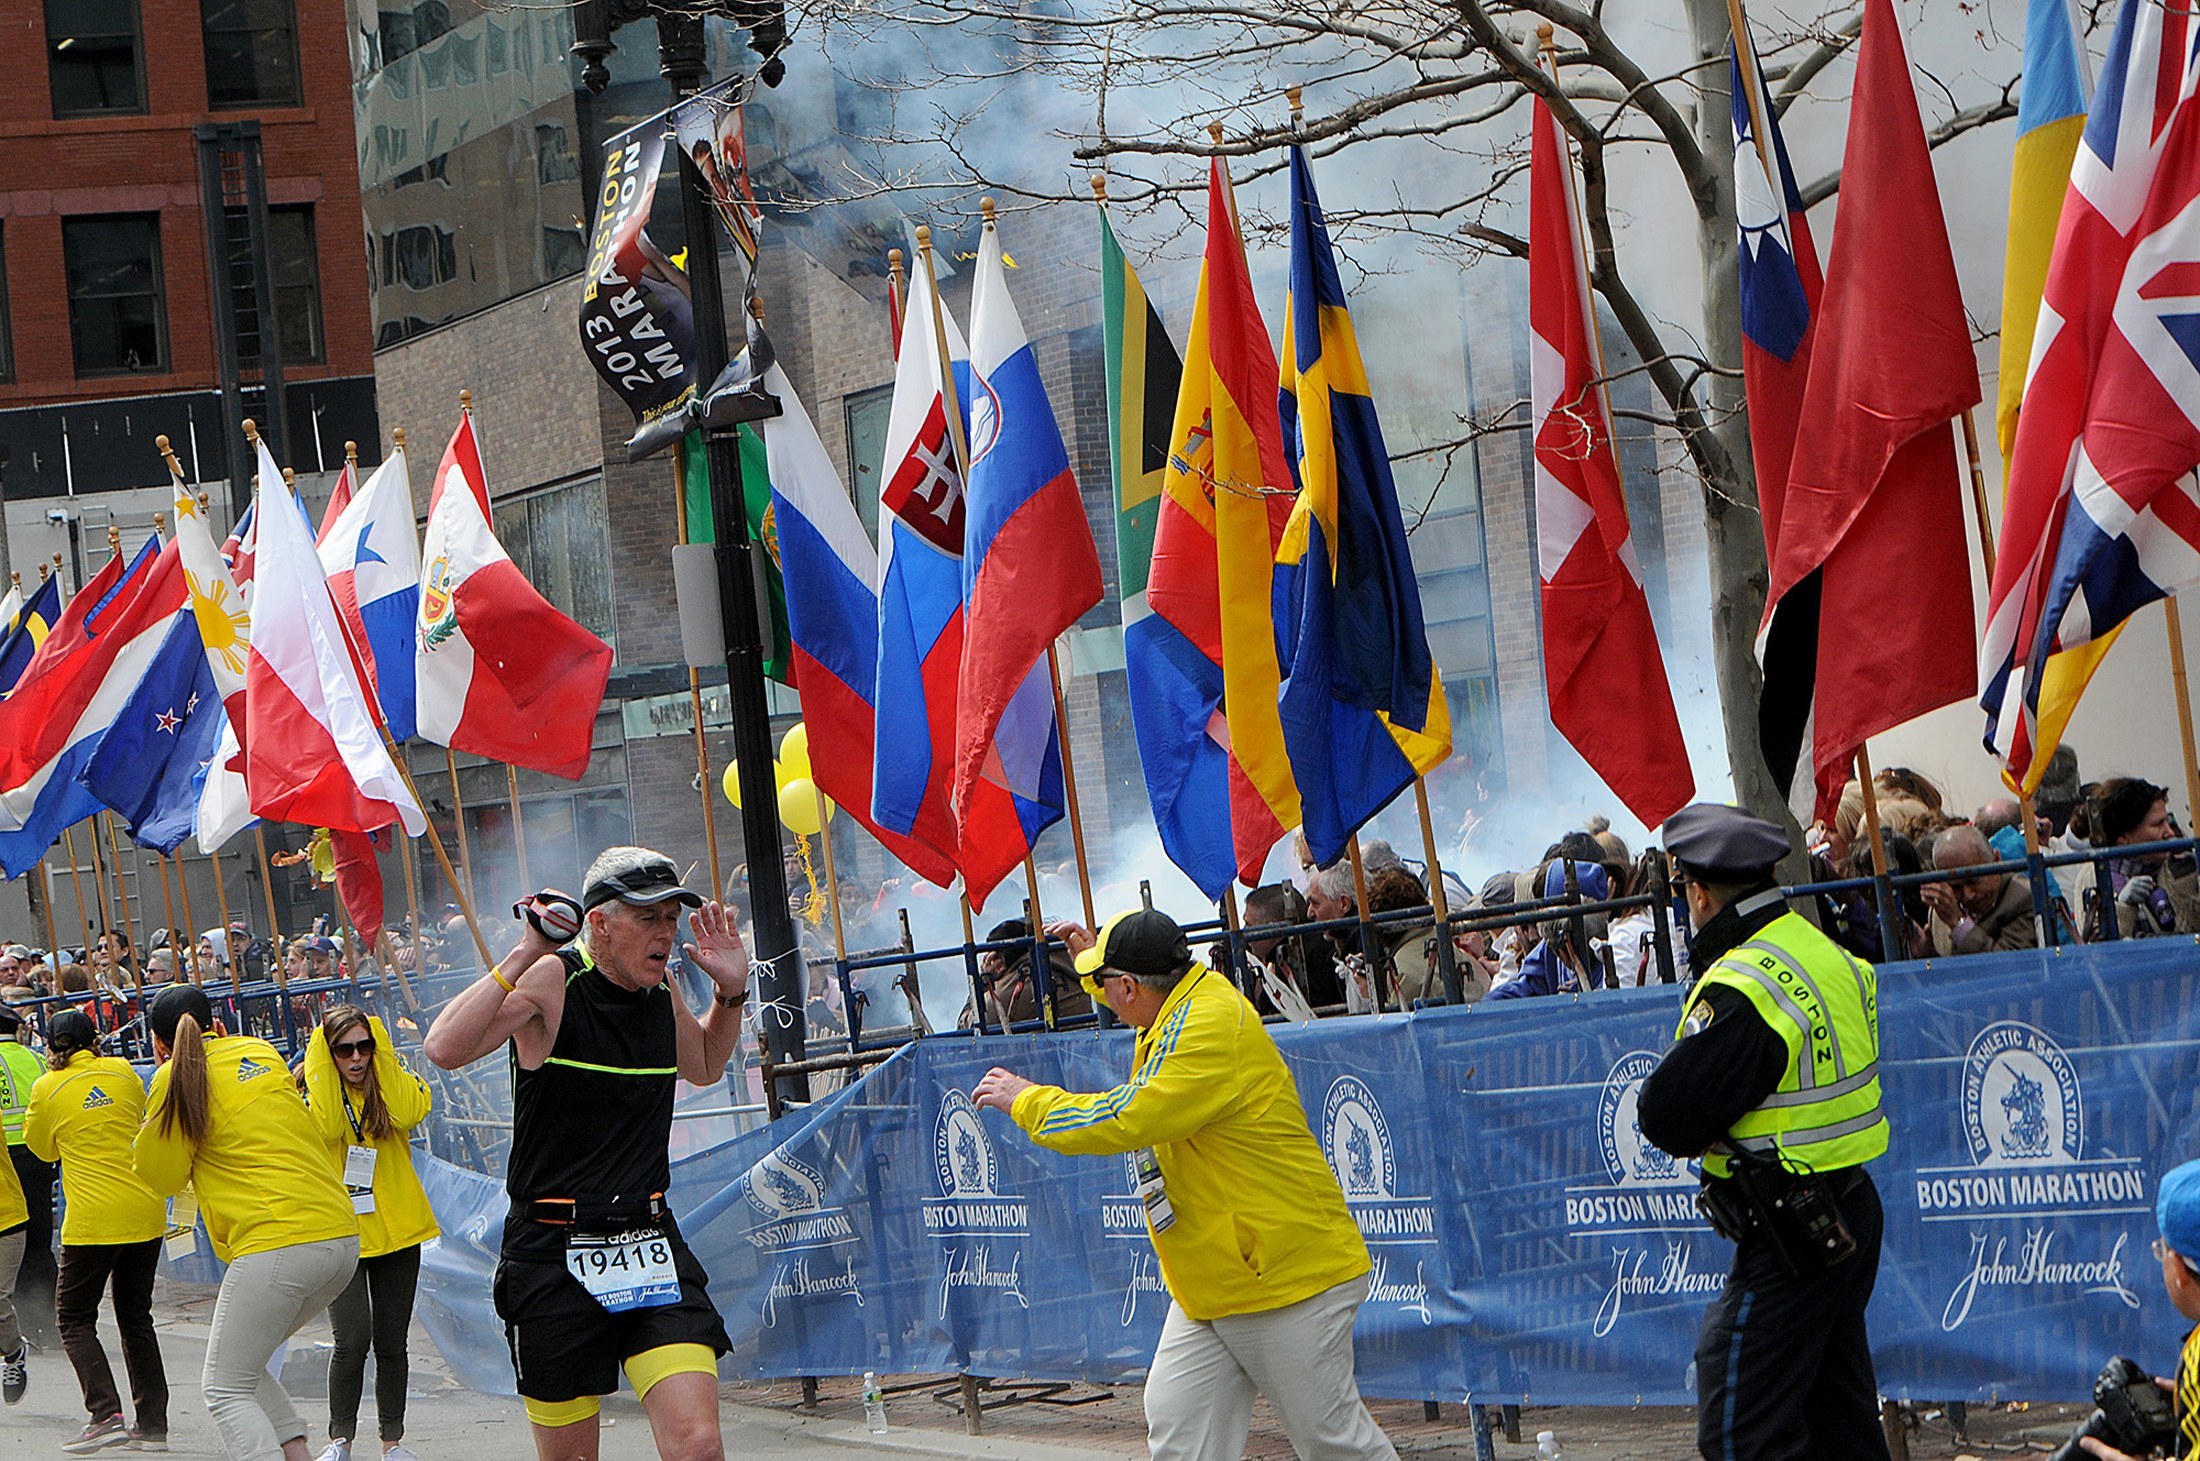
top-left (398, 938), bottom-right (2199, 1405)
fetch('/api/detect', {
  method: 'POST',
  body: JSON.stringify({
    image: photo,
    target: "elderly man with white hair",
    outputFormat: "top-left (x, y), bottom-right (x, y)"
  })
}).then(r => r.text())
top-left (1920, 823), bottom-right (2039, 956)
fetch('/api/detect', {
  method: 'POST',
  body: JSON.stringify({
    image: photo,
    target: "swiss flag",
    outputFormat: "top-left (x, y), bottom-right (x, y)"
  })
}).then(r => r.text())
top-left (415, 414), bottom-right (612, 779)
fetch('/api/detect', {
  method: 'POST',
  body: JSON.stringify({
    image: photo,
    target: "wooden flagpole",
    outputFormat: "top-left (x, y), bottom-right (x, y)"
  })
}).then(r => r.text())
top-left (1345, 834), bottom-right (1381, 1013)
top-left (381, 728), bottom-right (496, 968)
top-left (445, 748), bottom-right (476, 910)
top-left (157, 849), bottom-right (180, 969)
top-left (672, 442), bottom-right (725, 901)
top-left (1046, 643), bottom-right (1099, 928)
top-left (399, 822), bottom-right (425, 968)
top-left (887, 248), bottom-right (907, 359)
top-left (173, 851), bottom-right (197, 960)
top-left (103, 813), bottom-right (138, 969)
top-left (811, 784), bottom-right (848, 964)
top-left (2163, 599), bottom-right (2200, 829)
top-left (210, 846), bottom-right (233, 947)
top-left (61, 824), bottom-right (94, 959)
top-left (506, 762), bottom-right (530, 893)
top-left (36, 858), bottom-right (61, 969)
top-left (254, 827), bottom-right (282, 947)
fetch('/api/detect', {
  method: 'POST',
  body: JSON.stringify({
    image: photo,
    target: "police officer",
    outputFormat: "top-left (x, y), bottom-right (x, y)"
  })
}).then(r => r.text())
top-left (1638, 803), bottom-right (1891, 1461)
top-left (0, 1004), bottom-right (54, 1347)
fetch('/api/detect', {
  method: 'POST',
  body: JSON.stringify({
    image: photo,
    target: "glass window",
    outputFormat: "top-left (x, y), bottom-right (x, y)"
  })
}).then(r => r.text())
top-left (844, 384), bottom-right (894, 539)
top-left (63, 214), bottom-right (168, 376)
top-left (202, 0), bottom-right (300, 109)
top-left (48, 0), bottom-right (143, 117)
top-left (267, 206), bottom-right (324, 365)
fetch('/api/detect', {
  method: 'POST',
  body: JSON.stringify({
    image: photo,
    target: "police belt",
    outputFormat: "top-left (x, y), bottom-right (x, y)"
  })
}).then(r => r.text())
top-left (1698, 1152), bottom-right (1863, 1274)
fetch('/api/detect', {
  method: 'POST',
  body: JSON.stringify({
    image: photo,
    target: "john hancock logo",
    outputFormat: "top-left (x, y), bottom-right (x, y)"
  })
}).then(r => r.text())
top-left (925, 1087), bottom-right (1030, 1318)
top-left (1568, 1052), bottom-right (1720, 1337)
top-left (1916, 1021), bottom-right (2146, 1331)
top-left (738, 1147), bottom-right (864, 1327)
top-left (1320, 1075), bottom-right (1434, 1324)
top-left (1103, 1152), bottom-right (1166, 1327)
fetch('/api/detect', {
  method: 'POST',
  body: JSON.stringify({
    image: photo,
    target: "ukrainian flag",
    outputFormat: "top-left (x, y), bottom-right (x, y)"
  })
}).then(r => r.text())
top-left (2000, 0), bottom-right (2106, 796)
top-left (1274, 146), bottom-right (1451, 867)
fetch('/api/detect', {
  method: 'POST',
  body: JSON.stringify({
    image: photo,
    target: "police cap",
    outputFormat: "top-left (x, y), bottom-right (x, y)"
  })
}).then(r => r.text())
top-left (1662, 803), bottom-right (1790, 882)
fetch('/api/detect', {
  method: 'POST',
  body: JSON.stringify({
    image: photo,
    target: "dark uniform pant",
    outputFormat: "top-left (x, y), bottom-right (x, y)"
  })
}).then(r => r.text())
top-left (8, 1143), bottom-right (56, 1342)
top-left (1694, 1168), bottom-right (1888, 1461)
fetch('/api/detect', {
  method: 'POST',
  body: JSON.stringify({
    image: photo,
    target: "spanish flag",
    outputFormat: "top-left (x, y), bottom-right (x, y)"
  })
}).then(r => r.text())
top-left (1996, 0), bottom-right (2109, 796)
top-left (1275, 145), bottom-right (1450, 868)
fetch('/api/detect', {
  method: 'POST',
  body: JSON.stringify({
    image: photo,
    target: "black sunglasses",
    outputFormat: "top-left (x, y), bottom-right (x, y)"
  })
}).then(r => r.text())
top-left (331, 1038), bottom-right (375, 1058)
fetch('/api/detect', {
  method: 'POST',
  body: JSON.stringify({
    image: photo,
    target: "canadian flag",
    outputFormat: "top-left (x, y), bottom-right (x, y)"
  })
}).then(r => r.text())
top-left (241, 466), bottom-right (424, 836)
top-left (415, 413), bottom-right (612, 779)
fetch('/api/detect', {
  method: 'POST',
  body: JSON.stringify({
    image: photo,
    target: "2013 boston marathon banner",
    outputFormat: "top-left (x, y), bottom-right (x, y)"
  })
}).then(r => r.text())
top-left (407, 941), bottom-right (2200, 1404)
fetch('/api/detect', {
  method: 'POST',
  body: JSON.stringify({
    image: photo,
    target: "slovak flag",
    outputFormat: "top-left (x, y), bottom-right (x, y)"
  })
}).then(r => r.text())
top-left (416, 413), bottom-right (612, 779)
top-left (761, 364), bottom-right (957, 887)
top-left (243, 466), bottom-right (423, 836)
top-left (870, 242), bottom-right (969, 879)
top-left (319, 446), bottom-right (421, 743)
top-left (955, 216), bottom-right (1102, 907)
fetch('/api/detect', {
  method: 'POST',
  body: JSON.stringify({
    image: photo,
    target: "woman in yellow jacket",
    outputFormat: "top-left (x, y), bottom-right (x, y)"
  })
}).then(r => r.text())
top-left (133, 983), bottom-right (359, 1461)
top-left (302, 1006), bottom-right (436, 1461)
top-left (0, 1080), bottom-right (27, 1410)
top-left (24, 1010), bottom-right (169, 1454)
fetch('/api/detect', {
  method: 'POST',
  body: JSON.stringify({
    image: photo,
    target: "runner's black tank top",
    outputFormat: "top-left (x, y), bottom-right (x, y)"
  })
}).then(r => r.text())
top-left (502, 947), bottom-right (677, 1257)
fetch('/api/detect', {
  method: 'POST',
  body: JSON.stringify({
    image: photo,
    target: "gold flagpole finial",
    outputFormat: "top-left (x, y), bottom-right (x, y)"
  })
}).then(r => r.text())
top-left (1207, 122), bottom-right (1225, 146)
top-left (1286, 85), bottom-right (1303, 118)
top-left (392, 426), bottom-right (407, 454)
top-left (241, 418), bottom-right (261, 445)
top-left (1537, 21), bottom-right (1557, 54)
top-left (459, 389), bottom-right (473, 415)
top-left (1090, 174), bottom-right (1107, 202)
top-left (345, 439), bottom-right (359, 469)
top-left (980, 197), bottom-right (996, 225)
top-left (153, 511), bottom-right (166, 534)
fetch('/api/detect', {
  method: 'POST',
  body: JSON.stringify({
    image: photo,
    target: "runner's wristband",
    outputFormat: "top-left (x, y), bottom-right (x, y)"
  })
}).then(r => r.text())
top-left (492, 968), bottom-right (516, 993)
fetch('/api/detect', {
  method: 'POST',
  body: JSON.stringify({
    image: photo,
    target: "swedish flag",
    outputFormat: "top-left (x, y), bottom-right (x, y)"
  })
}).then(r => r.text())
top-left (0, 573), bottom-right (60, 697)
top-left (1275, 146), bottom-right (1450, 867)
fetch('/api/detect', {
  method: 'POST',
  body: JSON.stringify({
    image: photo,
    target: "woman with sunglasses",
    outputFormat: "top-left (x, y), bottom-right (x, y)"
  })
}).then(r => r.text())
top-left (302, 1006), bottom-right (436, 1461)
top-left (23, 1009), bottom-right (169, 1453)
top-left (134, 982), bottom-right (359, 1461)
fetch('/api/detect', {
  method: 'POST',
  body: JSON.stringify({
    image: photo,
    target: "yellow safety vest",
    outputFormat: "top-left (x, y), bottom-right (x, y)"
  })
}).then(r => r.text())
top-left (1676, 911), bottom-right (1889, 1179)
top-left (0, 1039), bottom-right (42, 1145)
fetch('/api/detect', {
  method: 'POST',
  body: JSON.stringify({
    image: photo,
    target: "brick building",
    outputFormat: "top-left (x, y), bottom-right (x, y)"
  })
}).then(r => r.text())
top-left (0, 0), bottom-right (382, 946)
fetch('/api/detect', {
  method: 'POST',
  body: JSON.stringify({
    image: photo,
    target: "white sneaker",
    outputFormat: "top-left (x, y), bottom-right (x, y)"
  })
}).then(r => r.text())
top-left (313, 1444), bottom-right (350, 1461)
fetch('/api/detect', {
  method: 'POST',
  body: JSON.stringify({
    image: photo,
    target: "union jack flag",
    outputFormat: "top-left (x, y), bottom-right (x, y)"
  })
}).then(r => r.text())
top-left (1984, 0), bottom-right (2200, 781)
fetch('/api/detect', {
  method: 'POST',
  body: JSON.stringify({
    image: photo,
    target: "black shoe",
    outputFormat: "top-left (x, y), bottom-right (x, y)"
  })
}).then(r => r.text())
top-left (0, 1345), bottom-right (24, 1405)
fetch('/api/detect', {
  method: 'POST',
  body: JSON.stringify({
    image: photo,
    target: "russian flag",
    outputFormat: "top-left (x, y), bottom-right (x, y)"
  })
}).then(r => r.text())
top-left (870, 241), bottom-right (967, 878)
top-left (955, 216), bottom-right (1102, 907)
top-left (0, 540), bottom-right (188, 878)
top-left (319, 447), bottom-right (422, 742)
top-left (761, 364), bottom-right (957, 889)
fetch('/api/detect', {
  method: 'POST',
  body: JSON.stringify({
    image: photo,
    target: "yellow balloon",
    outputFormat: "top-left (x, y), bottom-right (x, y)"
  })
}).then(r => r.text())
top-left (720, 762), bottom-right (743, 809)
top-left (777, 777), bottom-right (834, 837)
top-left (779, 722), bottom-right (812, 783)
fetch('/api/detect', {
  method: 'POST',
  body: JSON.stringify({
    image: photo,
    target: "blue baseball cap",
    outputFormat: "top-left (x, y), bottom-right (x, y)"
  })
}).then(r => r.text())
top-left (2157, 1158), bottom-right (2200, 1261)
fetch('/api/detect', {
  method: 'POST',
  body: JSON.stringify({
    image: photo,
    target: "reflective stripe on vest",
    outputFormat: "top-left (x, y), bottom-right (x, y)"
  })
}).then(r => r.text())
top-left (1677, 913), bottom-right (1889, 1178)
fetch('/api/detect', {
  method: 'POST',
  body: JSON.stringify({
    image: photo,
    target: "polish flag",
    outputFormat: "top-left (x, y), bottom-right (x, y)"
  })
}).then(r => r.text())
top-left (242, 468), bottom-right (424, 836)
top-left (415, 414), bottom-right (612, 779)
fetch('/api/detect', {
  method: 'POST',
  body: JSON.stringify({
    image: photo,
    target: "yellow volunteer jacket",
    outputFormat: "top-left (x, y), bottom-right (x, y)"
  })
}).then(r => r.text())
top-left (0, 1120), bottom-right (23, 1231)
top-left (1011, 964), bottom-right (1369, 1320)
top-left (24, 1053), bottom-right (165, 1246)
top-left (303, 1016), bottom-right (439, 1259)
top-left (133, 1033), bottom-right (358, 1262)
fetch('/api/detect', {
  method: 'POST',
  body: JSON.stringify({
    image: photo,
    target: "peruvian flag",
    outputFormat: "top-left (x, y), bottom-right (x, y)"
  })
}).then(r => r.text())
top-left (242, 469), bottom-right (424, 837)
top-left (1529, 92), bottom-right (1695, 828)
top-left (416, 414), bottom-right (612, 779)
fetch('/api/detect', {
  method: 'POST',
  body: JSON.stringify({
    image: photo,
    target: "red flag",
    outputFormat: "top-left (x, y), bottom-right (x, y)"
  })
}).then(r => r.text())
top-left (330, 829), bottom-right (386, 953)
top-left (1773, 0), bottom-right (1980, 819)
top-left (1529, 95), bottom-right (1695, 828)
top-left (416, 416), bottom-right (613, 779)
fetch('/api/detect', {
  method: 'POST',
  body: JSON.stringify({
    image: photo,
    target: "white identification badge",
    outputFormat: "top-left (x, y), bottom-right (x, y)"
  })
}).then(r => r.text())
top-left (1133, 1148), bottom-right (1175, 1234)
top-left (344, 1145), bottom-right (378, 1214)
top-left (165, 1189), bottom-right (199, 1260)
top-left (564, 1227), bottom-right (680, 1313)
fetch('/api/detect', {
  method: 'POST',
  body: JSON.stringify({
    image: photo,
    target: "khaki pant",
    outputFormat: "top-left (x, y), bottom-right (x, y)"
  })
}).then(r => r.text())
top-left (1143, 1273), bottom-right (1398, 1461)
top-left (203, 1237), bottom-right (359, 1461)
top-left (0, 1226), bottom-right (22, 1355)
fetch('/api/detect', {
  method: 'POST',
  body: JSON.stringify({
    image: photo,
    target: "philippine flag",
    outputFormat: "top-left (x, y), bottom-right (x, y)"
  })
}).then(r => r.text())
top-left (319, 446), bottom-right (422, 742)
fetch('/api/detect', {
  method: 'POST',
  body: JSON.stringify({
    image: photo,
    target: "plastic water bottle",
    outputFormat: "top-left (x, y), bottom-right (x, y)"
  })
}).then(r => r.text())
top-left (862, 1371), bottom-right (887, 1434)
top-left (1536, 1431), bottom-right (1563, 1460)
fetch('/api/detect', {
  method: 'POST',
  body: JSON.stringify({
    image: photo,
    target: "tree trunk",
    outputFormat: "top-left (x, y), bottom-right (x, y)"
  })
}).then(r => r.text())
top-left (1682, 0), bottom-right (1789, 833)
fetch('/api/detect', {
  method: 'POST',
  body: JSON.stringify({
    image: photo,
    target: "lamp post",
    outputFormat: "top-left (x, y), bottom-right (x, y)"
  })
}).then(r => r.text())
top-left (569, 3), bottom-right (808, 1105)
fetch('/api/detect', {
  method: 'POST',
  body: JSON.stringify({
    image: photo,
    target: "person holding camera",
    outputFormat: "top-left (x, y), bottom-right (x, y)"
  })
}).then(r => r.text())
top-left (2069, 1158), bottom-right (2200, 1461)
top-left (1638, 804), bottom-right (1892, 1461)
top-left (421, 848), bottom-right (749, 1461)
top-left (2087, 778), bottom-right (2200, 940)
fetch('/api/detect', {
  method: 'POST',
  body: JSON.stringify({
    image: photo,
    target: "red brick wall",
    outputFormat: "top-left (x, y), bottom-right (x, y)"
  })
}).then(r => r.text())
top-left (0, 0), bottom-right (373, 404)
